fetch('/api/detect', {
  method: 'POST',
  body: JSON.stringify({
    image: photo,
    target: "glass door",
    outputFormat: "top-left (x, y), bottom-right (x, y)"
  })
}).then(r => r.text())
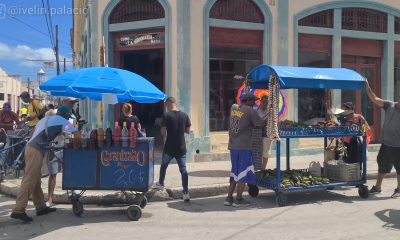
top-left (342, 56), bottom-right (381, 142)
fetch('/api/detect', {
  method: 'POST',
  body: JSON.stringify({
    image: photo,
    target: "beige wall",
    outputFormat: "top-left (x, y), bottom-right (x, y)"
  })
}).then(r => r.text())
top-left (0, 68), bottom-right (22, 111)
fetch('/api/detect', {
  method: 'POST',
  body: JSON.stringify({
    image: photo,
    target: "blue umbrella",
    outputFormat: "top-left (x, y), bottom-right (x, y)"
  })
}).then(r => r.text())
top-left (40, 67), bottom-right (166, 103)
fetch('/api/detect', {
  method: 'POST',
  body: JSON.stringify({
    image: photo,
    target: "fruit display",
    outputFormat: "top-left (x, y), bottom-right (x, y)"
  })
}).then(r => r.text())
top-left (255, 169), bottom-right (330, 190)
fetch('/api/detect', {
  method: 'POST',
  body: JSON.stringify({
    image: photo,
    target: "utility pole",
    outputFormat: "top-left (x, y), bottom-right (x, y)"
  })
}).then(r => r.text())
top-left (55, 25), bottom-right (60, 75)
top-left (63, 58), bottom-right (66, 72)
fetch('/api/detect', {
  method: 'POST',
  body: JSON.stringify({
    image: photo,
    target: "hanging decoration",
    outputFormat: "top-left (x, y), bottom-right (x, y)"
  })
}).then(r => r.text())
top-left (236, 83), bottom-right (288, 120)
top-left (267, 75), bottom-right (280, 140)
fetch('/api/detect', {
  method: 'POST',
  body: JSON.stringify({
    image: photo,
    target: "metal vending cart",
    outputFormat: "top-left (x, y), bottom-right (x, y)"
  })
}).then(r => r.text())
top-left (246, 65), bottom-right (369, 206)
top-left (62, 137), bottom-right (154, 221)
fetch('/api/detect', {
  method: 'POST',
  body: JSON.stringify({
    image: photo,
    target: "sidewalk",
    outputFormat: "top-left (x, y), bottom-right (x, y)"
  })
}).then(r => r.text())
top-left (0, 151), bottom-right (397, 203)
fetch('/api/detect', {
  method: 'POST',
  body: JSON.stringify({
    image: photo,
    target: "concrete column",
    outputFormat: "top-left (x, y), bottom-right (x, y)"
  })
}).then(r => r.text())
top-left (176, 0), bottom-right (191, 115)
top-left (332, 8), bottom-right (342, 108)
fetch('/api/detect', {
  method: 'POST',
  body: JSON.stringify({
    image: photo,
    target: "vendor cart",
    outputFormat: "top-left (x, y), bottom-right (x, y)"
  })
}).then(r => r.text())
top-left (61, 137), bottom-right (154, 221)
top-left (246, 65), bottom-right (369, 206)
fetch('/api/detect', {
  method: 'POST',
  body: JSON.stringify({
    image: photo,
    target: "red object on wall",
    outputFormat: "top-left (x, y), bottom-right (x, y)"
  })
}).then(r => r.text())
top-left (342, 38), bottom-right (383, 57)
top-left (210, 27), bottom-right (263, 48)
top-left (299, 34), bottom-right (332, 53)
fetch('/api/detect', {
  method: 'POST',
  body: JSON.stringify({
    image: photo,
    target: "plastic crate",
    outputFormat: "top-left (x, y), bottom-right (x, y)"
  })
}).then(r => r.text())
top-left (324, 160), bottom-right (360, 182)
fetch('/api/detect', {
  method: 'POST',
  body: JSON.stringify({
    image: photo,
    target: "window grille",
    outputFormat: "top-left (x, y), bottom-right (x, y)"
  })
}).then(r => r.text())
top-left (299, 10), bottom-right (333, 28)
top-left (210, 0), bottom-right (264, 23)
top-left (109, 0), bottom-right (164, 24)
top-left (342, 8), bottom-right (387, 33)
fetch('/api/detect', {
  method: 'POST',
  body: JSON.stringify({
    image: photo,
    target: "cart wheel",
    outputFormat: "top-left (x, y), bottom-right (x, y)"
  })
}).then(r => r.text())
top-left (248, 184), bottom-right (259, 198)
top-left (140, 196), bottom-right (148, 209)
top-left (358, 185), bottom-right (369, 199)
top-left (127, 205), bottom-right (142, 221)
top-left (275, 193), bottom-right (287, 207)
top-left (72, 200), bottom-right (84, 217)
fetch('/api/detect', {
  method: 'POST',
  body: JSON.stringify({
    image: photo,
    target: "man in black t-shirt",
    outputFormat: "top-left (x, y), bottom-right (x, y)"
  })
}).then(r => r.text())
top-left (154, 97), bottom-right (191, 202)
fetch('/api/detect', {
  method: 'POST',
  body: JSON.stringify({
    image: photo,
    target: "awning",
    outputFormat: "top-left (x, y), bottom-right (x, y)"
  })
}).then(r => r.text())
top-left (247, 65), bottom-right (365, 90)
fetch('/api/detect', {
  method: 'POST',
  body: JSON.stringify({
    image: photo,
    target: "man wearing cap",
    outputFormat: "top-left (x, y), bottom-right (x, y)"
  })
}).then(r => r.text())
top-left (0, 102), bottom-right (20, 131)
top-left (365, 80), bottom-right (400, 198)
top-left (11, 106), bottom-right (77, 222)
top-left (225, 93), bottom-right (265, 207)
top-left (46, 99), bottom-right (78, 207)
top-left (19, 91), bottom-right (46, 128)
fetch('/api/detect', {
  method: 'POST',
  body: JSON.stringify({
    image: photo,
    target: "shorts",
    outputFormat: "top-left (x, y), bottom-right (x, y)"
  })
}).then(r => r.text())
top-left (377, 144), bottom-right (400, 174)
top-left (229, 149), bottom-right (256, 184)
top-left (47, 150), bottom-right (63, 175)
top-left (262, 138), bottom-right (272, 158)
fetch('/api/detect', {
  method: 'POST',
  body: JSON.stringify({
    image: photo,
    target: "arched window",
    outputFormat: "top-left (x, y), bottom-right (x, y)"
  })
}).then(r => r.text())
top-left (109, 0), bottom-right (165, 24)
top-left (299, 9), bottom-right (333, 28)
top-left (209, 0), bottom-right (264, 131)
top-left (342, 8), bottom-right (387, 33)
top-left (210, 0), bottom-right (264, 23)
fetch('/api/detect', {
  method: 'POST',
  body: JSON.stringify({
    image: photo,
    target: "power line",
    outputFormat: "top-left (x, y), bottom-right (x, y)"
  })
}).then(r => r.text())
top-left (46, 0), bottom-right (56, 43)
top-left (7, 14), bottom-right (70, 48)
top-left (41, 0), bottom-right (55, 54)
top-left (0, 34), bottom-right (46, 48)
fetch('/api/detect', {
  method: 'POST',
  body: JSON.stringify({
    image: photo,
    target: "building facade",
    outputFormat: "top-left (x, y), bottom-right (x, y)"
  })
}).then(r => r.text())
top-left (73, 0), bottom-right (400, 161)
top-left (0, 68), bottom-right (22, 112)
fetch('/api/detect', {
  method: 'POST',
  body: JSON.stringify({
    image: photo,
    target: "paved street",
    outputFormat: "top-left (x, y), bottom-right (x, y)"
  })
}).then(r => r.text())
top-left (1, 178), bottom-right (399, 240)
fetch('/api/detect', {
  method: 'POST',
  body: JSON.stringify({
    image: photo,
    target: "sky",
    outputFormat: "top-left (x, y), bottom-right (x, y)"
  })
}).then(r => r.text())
top-left (0, 0), bottom-right (74, 83)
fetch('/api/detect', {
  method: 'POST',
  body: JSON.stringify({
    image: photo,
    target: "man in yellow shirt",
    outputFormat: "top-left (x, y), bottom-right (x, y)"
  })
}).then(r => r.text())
top-left (19, 92), bottom-right (45, 128)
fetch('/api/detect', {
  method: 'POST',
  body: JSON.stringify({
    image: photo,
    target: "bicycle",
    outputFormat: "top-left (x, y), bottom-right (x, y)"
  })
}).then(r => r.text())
top-left (0, 124), bottom-right (31, 181)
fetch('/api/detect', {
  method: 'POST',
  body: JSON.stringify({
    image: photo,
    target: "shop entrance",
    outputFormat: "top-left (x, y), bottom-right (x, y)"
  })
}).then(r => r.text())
top-left (121, 49), bottom-right (165, 151)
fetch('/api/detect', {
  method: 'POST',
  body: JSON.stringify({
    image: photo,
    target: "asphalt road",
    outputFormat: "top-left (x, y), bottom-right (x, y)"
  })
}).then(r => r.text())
top-left (1, 178), bottom-right (399, 240)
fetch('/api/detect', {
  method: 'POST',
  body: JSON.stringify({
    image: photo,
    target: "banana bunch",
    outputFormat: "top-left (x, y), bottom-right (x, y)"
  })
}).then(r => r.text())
top-left (256, 169), bottom-right (331, 189)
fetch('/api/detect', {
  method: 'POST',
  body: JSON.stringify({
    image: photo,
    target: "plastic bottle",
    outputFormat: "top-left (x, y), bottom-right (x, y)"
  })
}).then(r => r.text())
top-left (73, 130), bottom-right (81, 149)
top-left (97, 126), bottom-right (105, 148)
top-left (113, 121), bottom-right (121, 147)
top-left (129, 122), bottom-right (138, 147)
top-left (121, 122), bottom-right (129, 147)
top-left (64, 132), bottom-right (72, 149)
top-left (89, 124), bottom-right (97, 149)
top-left (105, 122), bottom-right (113, 147)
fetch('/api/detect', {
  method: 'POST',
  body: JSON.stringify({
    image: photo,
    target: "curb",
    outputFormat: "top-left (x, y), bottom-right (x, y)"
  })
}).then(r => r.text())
top-left (1, 172), bottom-right (397, 204)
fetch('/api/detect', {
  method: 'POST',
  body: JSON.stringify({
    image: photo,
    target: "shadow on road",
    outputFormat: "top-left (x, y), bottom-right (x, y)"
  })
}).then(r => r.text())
top-left (375, 209), bottom-right (400, 230)
top-left (167, 187), bottom-right (393, 213)
top-left (0, 201), bottom-right (152, 240)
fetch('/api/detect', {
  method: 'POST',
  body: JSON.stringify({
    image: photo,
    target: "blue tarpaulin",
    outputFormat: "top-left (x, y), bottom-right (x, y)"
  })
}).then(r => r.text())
top-left (247, 65), bottom-right (365, 90)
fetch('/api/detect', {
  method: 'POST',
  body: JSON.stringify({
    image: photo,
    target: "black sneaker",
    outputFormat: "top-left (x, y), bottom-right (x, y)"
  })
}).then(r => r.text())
top-left (224, 196), bottom-right (233, 206)
top-left (10, 212), bottom-right (33, 222)
top-left (391, 188), bottom-right (400, 198)
top-left (369, 185), bottom-right (382, 194)
top-left (232, 197), bottom-right (251, 207)
top-left (36, 206), bottom-right (57, 216)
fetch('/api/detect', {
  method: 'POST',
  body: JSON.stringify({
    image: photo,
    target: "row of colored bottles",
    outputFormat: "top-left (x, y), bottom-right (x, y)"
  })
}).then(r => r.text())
top-left (64, 122), bottom-right (138, 149)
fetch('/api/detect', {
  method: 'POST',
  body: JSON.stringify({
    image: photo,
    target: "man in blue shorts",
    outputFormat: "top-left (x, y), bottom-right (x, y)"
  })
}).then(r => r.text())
top-left (225, 93), bottom-right (265, 207)
top-left (365, 80), bottom-right (400, 198)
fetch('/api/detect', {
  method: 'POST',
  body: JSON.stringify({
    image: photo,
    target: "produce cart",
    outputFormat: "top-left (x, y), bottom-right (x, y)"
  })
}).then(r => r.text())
top-left (61, 137), bottom-right (154, 221)
top-left (246, 65), bottom-right (369, 206)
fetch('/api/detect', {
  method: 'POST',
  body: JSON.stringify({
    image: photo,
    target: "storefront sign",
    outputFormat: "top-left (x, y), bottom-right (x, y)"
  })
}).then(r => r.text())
top-left (119, 33), bottom-right (164, 47)
top-left (100, 149), bottom-right (146, 167)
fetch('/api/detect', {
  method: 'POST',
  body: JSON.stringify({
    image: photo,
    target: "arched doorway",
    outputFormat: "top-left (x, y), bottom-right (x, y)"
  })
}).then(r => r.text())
top-left (104, 0), bottom-right (169, 152)
top-left (206, 0), bottom-right (270, 132)
top-left (296, 6), bottom-right (399, 143)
